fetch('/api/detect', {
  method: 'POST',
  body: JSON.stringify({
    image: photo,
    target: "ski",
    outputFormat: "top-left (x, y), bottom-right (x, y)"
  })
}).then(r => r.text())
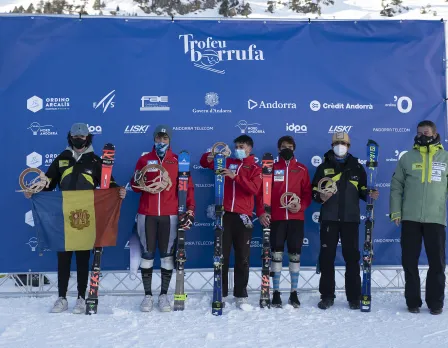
top-left (361, 140), bottom-right (379, 312)
top-left (212, 153), bottom-right (225, 316)
top-left (260, 153), bottom-right (274, 308)
top-left (174, 150), bottom-right (190, 311)
top-left (86, 143), bottom-right (115, 315)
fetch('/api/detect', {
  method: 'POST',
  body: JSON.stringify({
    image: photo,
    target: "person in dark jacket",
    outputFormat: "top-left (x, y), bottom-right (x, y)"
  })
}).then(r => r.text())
top-left (25, 123), bottom-right (126, 314)
top-left (200, 135), bottom-right (262, 309)
top-left (312, 132), bottom-right (378, 310)
top-left (256, 135), bottom-right (312, 308)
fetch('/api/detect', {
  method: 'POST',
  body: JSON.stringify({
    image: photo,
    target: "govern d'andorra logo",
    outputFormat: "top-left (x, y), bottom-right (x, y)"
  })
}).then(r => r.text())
top-left (179, 34), bottom-right (264, 74)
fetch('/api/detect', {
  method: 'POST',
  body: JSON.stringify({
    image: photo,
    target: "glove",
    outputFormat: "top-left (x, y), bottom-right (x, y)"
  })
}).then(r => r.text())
top-left (179, 210), bottom-right (194, 230)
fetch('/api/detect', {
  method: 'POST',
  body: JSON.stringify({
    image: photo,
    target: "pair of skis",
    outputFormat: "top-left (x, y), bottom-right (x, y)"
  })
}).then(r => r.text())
top-left (85, 143), bottom-right (115, 315)
top-left (210, 152), bottom-right (274, 315)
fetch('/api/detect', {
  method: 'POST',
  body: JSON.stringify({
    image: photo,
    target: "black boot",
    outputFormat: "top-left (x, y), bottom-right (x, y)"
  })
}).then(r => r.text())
top-left (408, 307), bottom-right (420, 314)
top-left (272, 291), bottom-right (282, 308)
top-left (288, 291), bottom-right (300, 308)
top-left (318, 298), bottom-right (334, 310)
top-left (348, 300), bottom-right (360, 310)
top-left (430, 308), bottom-right (443, 315)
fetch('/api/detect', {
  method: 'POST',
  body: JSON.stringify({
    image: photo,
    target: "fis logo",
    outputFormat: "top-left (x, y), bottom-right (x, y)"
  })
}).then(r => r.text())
top-left (93, 90), bottom-right (116, 113)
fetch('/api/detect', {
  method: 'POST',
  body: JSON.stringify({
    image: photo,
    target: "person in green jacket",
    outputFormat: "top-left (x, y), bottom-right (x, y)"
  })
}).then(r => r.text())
top-left (390, 120), bottom-right (447, 315)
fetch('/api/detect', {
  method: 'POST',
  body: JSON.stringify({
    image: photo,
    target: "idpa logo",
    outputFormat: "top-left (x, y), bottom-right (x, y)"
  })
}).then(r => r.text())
top-left (87, 124), bottom-right (102, 135)
top-left (286, 123), bottom-right (307, 134)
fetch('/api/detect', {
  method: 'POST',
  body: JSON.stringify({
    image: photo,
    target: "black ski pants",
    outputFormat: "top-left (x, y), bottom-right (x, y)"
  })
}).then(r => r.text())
top-left (401, 221), bottom-right (446, 310)
top-left (57, 250), bottom-right (91, 299)
top-left (318, 221), bottom-right (361, 302)
top-left (222, 212), bottom-right (253, 298)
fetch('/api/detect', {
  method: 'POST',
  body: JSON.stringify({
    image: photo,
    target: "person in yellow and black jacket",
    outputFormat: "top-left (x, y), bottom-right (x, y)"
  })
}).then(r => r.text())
top-left (390, 120), bottom-right (448, 315)
top-left (311, 132), bottom-right (379, 310)
top-left (24, 123), bottom-right (126, 314)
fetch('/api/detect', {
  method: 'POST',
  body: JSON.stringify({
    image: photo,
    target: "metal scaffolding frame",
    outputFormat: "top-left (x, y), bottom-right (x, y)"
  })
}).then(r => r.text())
top-left (1, 266), bottom-right (446, 297)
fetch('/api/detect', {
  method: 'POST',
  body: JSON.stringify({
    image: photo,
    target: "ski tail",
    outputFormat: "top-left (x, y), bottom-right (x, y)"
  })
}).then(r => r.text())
top-left (85, 143), bottom-right (115, 315)
top-left (361, 139), bottom-right (379, 312)
top-left (174, 150), bottom-right (190, 311)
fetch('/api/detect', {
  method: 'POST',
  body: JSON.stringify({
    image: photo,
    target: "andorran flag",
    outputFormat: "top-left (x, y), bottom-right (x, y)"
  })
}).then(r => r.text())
top-left (31, 188), bottom-right (122, 251)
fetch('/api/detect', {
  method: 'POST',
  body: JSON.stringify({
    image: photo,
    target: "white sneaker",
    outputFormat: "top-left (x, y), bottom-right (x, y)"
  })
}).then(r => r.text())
top-left (72, 297), bottom-right (86, 314)
top-left (158, 294), bottom-right (172, 312)
top-left (50, 297), bottom-right (68, 313)
top-left (140, 295), bottom-right (153, 312)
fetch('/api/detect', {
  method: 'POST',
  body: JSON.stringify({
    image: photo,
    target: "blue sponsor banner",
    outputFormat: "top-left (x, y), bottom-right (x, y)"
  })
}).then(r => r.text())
top-left (0, 16), bottom-right (445, 272)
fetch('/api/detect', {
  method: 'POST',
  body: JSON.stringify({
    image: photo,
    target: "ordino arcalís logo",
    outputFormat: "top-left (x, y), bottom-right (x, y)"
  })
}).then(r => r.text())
top-left (179, 34), bottom-right (264, 74)
top-left (309, 100), bottom-right (373, 111)
top-left (27, 96), bottom-right (70, 112)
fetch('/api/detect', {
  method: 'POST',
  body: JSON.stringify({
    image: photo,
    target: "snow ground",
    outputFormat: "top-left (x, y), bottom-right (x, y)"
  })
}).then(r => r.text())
top-left (0, 291), bottom-right (447, 348)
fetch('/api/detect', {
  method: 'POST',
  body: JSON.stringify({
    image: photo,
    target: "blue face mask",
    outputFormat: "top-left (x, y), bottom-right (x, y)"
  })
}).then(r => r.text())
top-left (155, 142), bottom-right (169, 157)
top-left (235, 149), bottom-right (247, 160)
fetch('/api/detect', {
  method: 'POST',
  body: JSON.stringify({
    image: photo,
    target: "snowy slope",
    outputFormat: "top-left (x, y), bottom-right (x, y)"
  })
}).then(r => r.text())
top-left (0, 0), bottom-right (447, 19)
top-left (0, 292), bottom-right (447, 348)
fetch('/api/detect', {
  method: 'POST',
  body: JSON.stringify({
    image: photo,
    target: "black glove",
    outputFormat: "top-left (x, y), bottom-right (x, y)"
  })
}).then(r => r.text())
top-left (179, 210), bottom-right (194, 230)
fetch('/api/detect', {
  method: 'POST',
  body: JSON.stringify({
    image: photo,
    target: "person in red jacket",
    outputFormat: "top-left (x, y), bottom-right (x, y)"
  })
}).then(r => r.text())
top-left (200, 135), bottom-right (262, 308)
top-left (257, 135), bottom-right (312, 308)
top-left (130, 125), bottom-right (195, 313)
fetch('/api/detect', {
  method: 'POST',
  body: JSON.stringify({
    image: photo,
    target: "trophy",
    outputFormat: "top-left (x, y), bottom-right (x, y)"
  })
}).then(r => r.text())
top-left (132, 164), bottom-right (172, 194)
top-left (317, 177), bottom-right (338, 195)
top-left (211, 142), bottom-right (231, 157)
top-left (17, 168), bottom-right (50, 194)
top-left (280, 192), bottom-right (301, 213)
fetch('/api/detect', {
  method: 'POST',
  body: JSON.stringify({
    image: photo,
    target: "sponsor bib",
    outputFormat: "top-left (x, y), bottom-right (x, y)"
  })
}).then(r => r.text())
top-left (274, 169), bottom-right (284, 182)
top-left (229, 164), bottom-right (238, 174)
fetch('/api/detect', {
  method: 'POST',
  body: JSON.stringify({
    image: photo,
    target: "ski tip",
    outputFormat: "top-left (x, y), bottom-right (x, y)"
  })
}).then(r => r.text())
top-left (103, 143), bottom-right (115, 149)
top-left (367, 139), bottom-right (379, 147)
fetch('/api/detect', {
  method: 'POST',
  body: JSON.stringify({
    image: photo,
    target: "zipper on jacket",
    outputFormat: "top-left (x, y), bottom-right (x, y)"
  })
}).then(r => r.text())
top-left (157, 153), bottom-right (165, 217)
top-left (420, 151), bottom-right (429, 222)
top-left (231, 163), bottom-right (243, 212)
top-left (285, 161), bottom-right (290, 220)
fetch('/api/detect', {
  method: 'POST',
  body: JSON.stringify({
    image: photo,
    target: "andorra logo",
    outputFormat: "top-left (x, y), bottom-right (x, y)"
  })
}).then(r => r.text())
top-left (179, 34), bottom-right (265, 75)
top-left (69, 209), bottom-right (90, 230)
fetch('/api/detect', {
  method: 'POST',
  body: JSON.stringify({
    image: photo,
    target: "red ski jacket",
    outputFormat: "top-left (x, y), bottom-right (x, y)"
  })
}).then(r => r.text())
top-left (131, 148), bottom-right (195, 216)
top-left (256, 157), bottom-right (312, 221)
top-left (200, 153), bottom-right (262, 216)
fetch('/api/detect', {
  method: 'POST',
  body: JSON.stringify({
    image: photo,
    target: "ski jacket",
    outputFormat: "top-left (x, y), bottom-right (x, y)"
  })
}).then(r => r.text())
top-left (44, 146), bottom-right (119, 191)
top-left (256, 157), bottom-right (312, 221)
top-left (390, 143), bottom-right (448, 226)
top-left (312, 150), bottom-right (367, 223)
top-left (200, 153), bottom-right (262, 216)
top-left (131, 148), bottom-right (195, 216)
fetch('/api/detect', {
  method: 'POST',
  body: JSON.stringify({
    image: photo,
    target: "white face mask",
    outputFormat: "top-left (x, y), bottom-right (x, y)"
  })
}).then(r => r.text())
top-left (333, 145), bottom-right (348, 157)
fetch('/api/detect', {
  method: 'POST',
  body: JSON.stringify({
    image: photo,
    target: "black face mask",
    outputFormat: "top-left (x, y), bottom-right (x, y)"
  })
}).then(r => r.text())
top-left (71, 137), bottom-right (87, 149)
top-left (280, 148), bottom-right (294, 161)
top-left (414, 134), bottom-right (436, 147)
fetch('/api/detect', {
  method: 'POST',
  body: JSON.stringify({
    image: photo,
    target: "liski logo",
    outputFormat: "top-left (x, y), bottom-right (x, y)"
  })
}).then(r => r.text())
top-left (385, 95), bottom-right (413, 114)
top-left (235, 120), bottom-right (265, 134)
top-left (27, 122), bottom-right (57, 136)
top-left (179, 34), bottom-right (265, 74)
top-left (124, 125), bottom-right (150, 134)
top-left (328, 125), bottom-right (352, 134)
top-left (93, 90), bottom-right (116, 113)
